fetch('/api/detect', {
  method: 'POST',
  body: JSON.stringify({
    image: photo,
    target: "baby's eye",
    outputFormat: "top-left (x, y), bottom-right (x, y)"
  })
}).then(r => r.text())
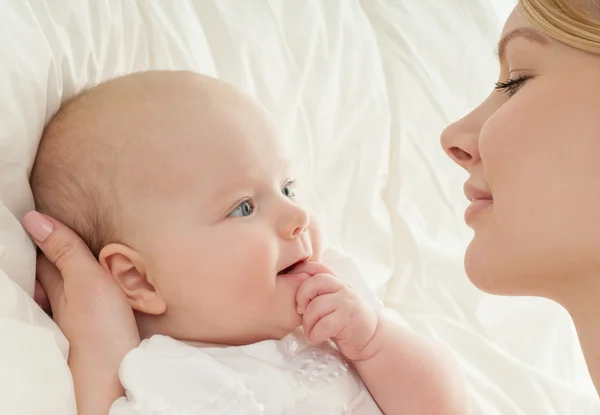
top-left (282, 180), bottom-right (296, 198)
top-left (229, 200), bottom-right (254, 218)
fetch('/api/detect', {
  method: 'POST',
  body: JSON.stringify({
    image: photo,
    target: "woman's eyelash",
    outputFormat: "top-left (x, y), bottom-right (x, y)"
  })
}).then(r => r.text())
top-left (494, 75), bottom-right (530, 98)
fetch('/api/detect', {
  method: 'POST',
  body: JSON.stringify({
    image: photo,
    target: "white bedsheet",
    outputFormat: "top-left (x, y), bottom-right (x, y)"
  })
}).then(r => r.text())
top-left (0, 0), bottom-right (597, 414)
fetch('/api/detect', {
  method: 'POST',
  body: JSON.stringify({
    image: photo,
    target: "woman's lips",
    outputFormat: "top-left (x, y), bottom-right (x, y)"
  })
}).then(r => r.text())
top-left (463, 182), bottom-right (493, 225)
top-left (464, 198), bottom-right (493, 225)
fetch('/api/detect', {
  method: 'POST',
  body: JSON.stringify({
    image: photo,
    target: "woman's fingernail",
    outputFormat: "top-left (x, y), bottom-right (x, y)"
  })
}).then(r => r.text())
top-left (23, 212), bottom-right (54, 243)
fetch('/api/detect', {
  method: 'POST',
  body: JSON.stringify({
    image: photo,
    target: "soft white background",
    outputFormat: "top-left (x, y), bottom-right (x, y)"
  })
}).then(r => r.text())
top-left (0, 0), bottom-right (597, 413)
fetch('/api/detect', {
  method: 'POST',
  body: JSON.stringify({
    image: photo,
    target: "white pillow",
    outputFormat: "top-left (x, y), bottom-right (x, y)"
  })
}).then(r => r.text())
top-left (0, 1), bottom-right (216, 412)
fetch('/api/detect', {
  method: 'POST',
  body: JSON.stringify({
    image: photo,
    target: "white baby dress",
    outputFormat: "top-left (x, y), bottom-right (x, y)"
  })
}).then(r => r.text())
top-left (109, 330), bottom-right (383, 414)
top-left (110, 250), bottom-right (385, 414)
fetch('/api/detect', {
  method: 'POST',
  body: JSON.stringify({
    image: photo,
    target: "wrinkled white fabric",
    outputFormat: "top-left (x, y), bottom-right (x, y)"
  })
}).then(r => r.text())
top-left (1, 1), bottom-right (599, 414)
top-left (110, 333), bottom-right (381, 415)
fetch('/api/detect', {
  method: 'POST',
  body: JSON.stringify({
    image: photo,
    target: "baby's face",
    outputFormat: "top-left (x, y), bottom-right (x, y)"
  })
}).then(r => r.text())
top-left (114, 94), bottom-right (322, 345)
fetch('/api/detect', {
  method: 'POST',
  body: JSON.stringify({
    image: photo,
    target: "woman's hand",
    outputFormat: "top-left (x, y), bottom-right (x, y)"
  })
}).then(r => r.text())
top-left (22, 211), bottom-right (139, 415)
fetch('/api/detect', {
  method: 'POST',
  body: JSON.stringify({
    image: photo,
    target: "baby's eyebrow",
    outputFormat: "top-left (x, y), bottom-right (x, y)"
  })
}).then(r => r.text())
top-left (208, 178), bottom-right (253, 204)
top-left (496, 27), bottom-right (549, 63)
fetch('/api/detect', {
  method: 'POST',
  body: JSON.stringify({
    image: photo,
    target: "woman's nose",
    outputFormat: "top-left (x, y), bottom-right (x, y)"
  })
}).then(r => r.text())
top-left (440, 115), bottom-right (481, 171)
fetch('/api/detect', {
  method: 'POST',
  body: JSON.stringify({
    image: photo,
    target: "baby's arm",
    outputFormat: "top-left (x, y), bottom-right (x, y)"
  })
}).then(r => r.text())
top-left (294, 263), bottom-right (469, 415)
top-left (351, 315), bottom-right (469, 415)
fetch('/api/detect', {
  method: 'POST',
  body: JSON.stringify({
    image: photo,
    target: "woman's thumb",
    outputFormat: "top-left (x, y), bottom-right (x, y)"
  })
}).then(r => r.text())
top-left (22, 211), bottom-right (97, 278)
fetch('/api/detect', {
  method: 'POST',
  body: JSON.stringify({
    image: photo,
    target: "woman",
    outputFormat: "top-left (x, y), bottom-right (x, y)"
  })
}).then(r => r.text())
top-left (442, 0), bottom-right (600, 394)
top-left (20, 1), bottom-right (600, 413)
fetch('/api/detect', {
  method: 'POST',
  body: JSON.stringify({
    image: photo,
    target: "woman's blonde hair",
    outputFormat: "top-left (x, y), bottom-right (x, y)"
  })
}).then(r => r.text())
top-left (519, 0), bottom-right (600, 53)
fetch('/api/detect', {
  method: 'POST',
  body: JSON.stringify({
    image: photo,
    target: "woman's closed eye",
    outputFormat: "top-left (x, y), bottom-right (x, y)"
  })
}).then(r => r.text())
top-left (495, 75), bottom-right (531, 98)
top-left (229, 200), bottom-right (254, 218)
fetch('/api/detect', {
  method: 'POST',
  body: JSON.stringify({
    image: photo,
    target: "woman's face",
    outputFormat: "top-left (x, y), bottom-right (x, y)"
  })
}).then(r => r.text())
top-left (441, 7), bottom-right (600, 298)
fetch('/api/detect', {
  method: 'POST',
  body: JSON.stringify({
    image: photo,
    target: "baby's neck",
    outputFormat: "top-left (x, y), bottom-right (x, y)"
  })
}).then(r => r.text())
top-left (181, 328), bottom-right (304, 348)
top-left (135, 312), bottom-right (300, 347)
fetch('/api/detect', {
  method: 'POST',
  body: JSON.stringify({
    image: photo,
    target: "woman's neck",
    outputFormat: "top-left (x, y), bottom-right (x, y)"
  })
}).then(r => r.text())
top-left (554, 276), bottom-right (600, 396)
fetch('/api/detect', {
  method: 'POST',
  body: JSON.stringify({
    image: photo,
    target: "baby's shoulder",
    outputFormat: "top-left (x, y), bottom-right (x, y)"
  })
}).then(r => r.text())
top-left (115, 335), bottom-right (266, 414)
top-left (120, 335), bottom-right (240, 388)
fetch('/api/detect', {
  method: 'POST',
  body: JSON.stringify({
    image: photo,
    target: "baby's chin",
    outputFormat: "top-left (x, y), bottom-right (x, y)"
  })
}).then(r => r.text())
top-left (194, 322), bottom-right (302, 346)
top-left (242, 322), bottom-right (300, 344)
top-left (268, 305), bottom-right (305, 341)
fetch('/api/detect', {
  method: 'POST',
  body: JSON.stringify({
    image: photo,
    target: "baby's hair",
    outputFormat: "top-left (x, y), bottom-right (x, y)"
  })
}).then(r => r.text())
top-left (31, 85), bottom-right (121, 258)
top-left (31, 70), bottom-right (243, 257)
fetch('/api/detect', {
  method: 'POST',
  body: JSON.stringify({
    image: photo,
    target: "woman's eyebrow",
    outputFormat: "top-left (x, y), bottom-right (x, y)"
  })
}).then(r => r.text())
top-left (495, 27), bottom-right (549, 63)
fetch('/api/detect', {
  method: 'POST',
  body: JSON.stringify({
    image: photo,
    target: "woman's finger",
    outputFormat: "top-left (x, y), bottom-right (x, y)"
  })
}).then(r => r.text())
top-left (35, 255), bottom-right (63, 312)
top-left (22, 211), bottom-right (103, 282)
top-left (33, 279), bottom-right (52, 314)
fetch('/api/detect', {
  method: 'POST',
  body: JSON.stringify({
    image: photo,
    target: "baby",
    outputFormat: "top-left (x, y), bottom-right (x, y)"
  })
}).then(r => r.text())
top-left (31, 71), bottom-right (468, 414)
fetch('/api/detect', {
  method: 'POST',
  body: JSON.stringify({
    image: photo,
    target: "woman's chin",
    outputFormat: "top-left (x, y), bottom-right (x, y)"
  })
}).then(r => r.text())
top-left (464, 240), bottom-right (523, 296)
top-left (464, 242), bottom-right (555, 298)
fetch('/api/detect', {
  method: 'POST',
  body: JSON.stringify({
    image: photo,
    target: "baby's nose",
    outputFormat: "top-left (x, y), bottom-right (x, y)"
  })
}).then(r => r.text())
top-left (281, 204), bottom-right (310, 240)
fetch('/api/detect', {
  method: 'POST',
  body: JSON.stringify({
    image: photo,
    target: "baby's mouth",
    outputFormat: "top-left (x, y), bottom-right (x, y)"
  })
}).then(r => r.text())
top-left (277, 258), bottom-right (309, 276)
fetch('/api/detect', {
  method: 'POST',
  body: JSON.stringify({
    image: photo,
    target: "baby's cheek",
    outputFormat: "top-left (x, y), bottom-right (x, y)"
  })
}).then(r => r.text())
top-left (307, 214), bottom-right (323, 261)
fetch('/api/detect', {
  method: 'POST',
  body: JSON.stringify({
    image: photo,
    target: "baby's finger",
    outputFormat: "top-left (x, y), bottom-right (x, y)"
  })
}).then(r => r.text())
top-left (302, 293), bottom-right (339, 337)
top-left (35, 254), bottom-right (64, 312)
top-left (296, 273), bottom-right (342, 314)
top-left (288, 261), bottom-right (335, 278)
top-left (22, 211), bottom-right (103, 283)
top-left (309, 310), bottom-right (345, 345)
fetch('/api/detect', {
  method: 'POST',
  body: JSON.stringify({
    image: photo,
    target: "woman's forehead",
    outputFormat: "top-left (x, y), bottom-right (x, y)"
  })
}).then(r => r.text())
top-left (501, 7), bottom-right (531, 37)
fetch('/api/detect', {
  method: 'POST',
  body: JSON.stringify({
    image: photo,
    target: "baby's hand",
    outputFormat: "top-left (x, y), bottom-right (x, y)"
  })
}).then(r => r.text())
top-left (293, 262), bottom-right (378, 362)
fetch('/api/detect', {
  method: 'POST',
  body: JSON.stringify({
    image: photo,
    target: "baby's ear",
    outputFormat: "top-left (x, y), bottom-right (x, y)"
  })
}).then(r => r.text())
top-left (99, 243), bottom-right (166, 315)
